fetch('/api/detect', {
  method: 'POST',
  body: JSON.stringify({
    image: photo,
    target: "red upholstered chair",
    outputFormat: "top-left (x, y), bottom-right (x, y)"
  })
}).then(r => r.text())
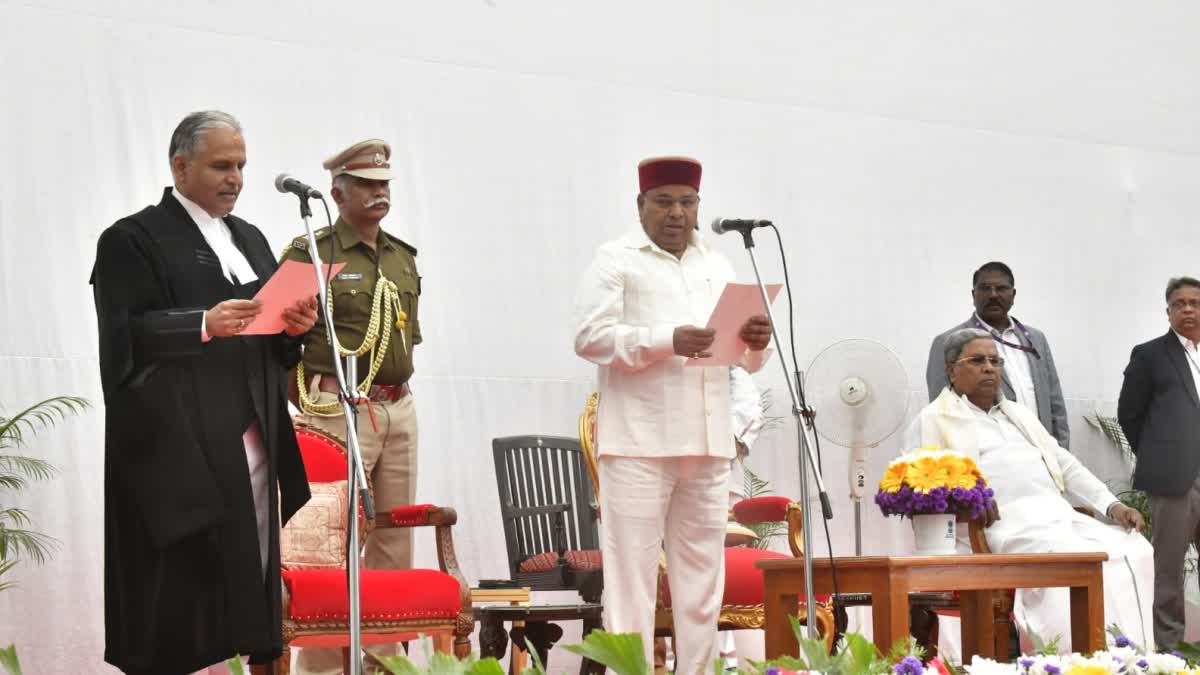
top-left (274, 422), bottom-right (472, 674)
top-left (578, 394), bottom-right (836, 653)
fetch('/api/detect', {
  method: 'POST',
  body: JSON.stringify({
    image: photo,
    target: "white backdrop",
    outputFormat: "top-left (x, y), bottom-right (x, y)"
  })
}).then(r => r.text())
top-left (3, 1), bottom-right (1200, 671)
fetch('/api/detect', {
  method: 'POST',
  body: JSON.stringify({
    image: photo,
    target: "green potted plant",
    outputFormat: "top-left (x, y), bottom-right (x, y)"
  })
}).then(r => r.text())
top-left (1, 395), bottom-right (88, 590)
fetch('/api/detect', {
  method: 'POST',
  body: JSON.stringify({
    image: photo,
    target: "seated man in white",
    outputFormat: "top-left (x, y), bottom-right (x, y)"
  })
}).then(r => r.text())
top-left (906, 327), bottom-right (1154, 652)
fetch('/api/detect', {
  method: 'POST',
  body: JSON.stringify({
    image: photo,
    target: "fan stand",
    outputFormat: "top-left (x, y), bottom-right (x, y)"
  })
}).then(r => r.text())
top-left (849, 443), bottom-right (869, 556)
top-left (840, 376), bottom-right (870, 556)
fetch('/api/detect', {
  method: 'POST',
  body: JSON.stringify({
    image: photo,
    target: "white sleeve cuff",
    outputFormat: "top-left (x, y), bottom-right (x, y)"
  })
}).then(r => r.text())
top-left (647, 324), bottom-right (676, 359)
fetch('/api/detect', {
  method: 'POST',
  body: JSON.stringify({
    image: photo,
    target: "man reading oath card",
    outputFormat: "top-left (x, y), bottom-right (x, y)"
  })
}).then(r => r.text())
top-left (91, 110), bottom-right (316, 675)
top-left (573, 156), bottom-right (772, 673)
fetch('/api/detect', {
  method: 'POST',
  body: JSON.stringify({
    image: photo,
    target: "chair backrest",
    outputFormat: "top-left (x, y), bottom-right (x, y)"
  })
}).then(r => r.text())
top-left (295, 424), bottom-right (349, 482)
top-left (577, 393), bottom-right (601, 501)
top-left (492, 435), bottom-right (599, 581)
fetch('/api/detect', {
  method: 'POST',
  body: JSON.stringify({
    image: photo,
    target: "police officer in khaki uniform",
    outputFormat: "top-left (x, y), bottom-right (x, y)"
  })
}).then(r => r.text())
top-left (281, 139), bottom-right (421, 674)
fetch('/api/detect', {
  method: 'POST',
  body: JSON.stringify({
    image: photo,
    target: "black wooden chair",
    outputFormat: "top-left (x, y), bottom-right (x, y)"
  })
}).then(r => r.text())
top-left (492, 435), bottom-right (603, 603)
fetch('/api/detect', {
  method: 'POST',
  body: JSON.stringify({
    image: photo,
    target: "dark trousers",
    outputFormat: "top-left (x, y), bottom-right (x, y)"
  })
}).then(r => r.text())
top-left (1150, 479), bottom-right (1200, 647)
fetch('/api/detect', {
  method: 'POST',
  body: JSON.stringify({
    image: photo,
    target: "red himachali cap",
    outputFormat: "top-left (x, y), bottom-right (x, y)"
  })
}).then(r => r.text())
top-left (638, 156), bottom-right (702, 192)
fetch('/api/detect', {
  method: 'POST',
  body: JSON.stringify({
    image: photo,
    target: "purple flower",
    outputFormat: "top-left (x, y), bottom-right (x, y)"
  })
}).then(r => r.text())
top-left (1137, 659), bottom-right (1148, 669)
top-left (894, 656), bottom-right (924, 675)
top-left (1044, 665), bottom-right (1061, 675)
top-left (878, 472), bottom-right (999, 518)
top-left (1019, 657), bottom-right (1035, 669)
top-left (1115, 635), bottom-right (1131, 648)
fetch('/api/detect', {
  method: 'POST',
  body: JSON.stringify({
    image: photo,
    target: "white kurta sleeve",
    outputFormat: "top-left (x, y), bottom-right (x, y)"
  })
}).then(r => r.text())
top-left (1057, 445), bottom-right (1120, 516)
top-left (574, 245), bottom-right (676, 371)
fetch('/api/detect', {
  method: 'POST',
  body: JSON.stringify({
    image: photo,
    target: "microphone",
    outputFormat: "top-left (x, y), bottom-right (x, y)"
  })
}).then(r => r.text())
top-left (711, 217), bottom-right (772, 235)
top-left (274, 173), bottom-right (323, 199)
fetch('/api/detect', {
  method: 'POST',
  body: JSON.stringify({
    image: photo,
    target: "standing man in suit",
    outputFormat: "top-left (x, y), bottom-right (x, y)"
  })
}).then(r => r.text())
top-left (1119, 276), bottom-right (1200, 648)
top-left (926, 261), bottom-right (1070, 448)
top-left (91, 110), bottom-right (317, 674)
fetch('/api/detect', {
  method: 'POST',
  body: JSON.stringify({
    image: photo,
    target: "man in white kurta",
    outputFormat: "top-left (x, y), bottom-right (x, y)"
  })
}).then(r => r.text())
top-left (574, 156), bottom-right (771, 673)
top-left (908, 328), bottom-right (1154, 654)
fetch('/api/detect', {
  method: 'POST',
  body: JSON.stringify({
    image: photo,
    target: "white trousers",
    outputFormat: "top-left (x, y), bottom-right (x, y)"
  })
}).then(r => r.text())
top-left (245, 421), bottom-right (269, 577)
top-left (599, 455), bottom-right (730, 675)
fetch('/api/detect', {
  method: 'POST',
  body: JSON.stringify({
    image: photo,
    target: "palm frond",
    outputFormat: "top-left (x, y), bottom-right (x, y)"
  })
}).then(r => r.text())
top-left (1084, 414), bottom-right (1133, 461)
top-left (739, 466), bottom-right (788, 549)
top-left (0, 455), bottom-right (56, 482)
top-left (743, 465), bottom-right (773, 499)
top-left (0, 527), bottom-right (59, 564)
top-left (0, 509), bottom-right (33, 528)
top-left (757, 389), bottom-right (786, 433)
top-left (745, 521), bottom-right (788, 550)
top-left (0, 559), bottom-right (19, 593)
top-left (0, 396), bottom-right (89, 449)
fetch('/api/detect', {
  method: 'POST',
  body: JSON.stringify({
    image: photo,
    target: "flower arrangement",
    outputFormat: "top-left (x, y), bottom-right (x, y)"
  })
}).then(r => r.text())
top-left (875, 446), bottom-right (993, 520)
top-left (964, 636), bottom-right (1197, 675)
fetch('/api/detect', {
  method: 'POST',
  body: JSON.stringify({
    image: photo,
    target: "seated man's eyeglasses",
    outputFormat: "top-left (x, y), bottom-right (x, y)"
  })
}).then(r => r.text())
top-left (956, 355), bottom-right (1005, 368)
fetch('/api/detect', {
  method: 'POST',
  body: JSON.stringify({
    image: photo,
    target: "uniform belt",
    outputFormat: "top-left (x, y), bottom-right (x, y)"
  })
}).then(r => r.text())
top-left (317, 376), bottom-right (410, 402)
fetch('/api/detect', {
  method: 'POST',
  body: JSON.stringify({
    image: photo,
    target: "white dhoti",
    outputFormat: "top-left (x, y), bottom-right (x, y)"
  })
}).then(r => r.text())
top-left (989, 498), bottom-right (1156, 653)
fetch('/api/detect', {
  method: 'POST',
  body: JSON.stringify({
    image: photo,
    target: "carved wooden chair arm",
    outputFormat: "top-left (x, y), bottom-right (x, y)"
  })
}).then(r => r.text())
top-left (374, 504), bottom-right (457, 529)
top-left (958, 512), bottom-right (991, 553)
top-left (374, 505), bottom-right (470, 607)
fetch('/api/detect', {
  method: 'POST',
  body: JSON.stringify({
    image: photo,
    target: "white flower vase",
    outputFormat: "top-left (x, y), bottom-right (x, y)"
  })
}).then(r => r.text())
top-left (911, 513), bottom-right (957, 555)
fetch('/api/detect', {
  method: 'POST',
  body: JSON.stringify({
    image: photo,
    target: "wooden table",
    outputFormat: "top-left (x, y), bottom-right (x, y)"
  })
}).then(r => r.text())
top-left (475, 603), bottom-right (604, 675)
top-left (471, 586), bottom-right (532, 671)
top-left (756, 553), bottom-right (1106, 662)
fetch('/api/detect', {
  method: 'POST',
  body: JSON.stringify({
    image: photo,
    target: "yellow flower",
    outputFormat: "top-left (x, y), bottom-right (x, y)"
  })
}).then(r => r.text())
top-left (879, 462), bottom-right (907, 493)
top-left (943, 456), bottom-right (978, 490)
top-left (1064, 665), bottom-right (1112, 675)
top-left (905, 456), bottom-right (950, 493)
top-left (962, 456), bottom-right (982, 477)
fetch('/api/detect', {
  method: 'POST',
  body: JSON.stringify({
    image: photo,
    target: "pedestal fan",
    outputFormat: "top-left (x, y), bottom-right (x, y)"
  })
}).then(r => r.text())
top-left (803, 338), bottom-right (909, 555)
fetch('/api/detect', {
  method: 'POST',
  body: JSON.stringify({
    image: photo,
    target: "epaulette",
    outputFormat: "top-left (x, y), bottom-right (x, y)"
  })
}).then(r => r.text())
top-left (385, 231), bottom-right (417, 257)
top-left (281, 226), bottom-right (332, 257)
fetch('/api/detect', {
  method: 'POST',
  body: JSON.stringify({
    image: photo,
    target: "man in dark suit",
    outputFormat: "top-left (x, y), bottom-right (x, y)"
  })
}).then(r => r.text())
top-left (91, 110), bottom-right (317, 674)
top-left (1119, 275), bottom-right (1200, 648)
top-left (926, 261), bottom-right (1071, 448)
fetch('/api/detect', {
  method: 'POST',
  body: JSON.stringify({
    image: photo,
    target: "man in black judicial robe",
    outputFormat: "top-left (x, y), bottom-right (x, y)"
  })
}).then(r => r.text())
top-left (91, 111), bottom-right (317, 674)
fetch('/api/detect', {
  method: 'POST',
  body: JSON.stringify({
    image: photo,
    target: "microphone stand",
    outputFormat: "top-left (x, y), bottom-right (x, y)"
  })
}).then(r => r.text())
top-left (736, 225), bottom-right (832, 642)
top-left (293, 194), bottom-right (375, 675)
